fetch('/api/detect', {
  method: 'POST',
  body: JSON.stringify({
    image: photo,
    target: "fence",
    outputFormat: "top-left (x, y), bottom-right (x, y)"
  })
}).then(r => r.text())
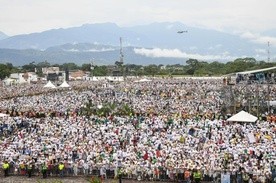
top-left (1, 165), bottom-right (275, 183)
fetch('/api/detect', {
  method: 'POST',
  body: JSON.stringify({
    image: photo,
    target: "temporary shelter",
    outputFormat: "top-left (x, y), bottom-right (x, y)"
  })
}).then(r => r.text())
top-left (59, 80), bottom-right (70, 88)
top-left (226, 110), bottom-right (257, 123)
top-left (43, 81), bottom-right (56, 88)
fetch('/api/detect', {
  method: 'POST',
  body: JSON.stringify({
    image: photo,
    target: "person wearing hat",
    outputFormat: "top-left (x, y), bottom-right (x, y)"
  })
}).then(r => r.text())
top-left (2, 160), bottom-right (10, 177)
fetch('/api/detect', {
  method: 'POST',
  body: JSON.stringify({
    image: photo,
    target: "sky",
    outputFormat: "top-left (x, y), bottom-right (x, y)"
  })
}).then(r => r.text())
top-left (0, 0), bottom-right (276, 61)
top-left (1, 0), bottom-right (276, 36)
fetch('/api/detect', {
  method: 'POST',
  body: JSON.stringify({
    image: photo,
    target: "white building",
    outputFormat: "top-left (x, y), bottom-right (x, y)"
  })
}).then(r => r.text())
top-left (3, 72), bottom-right (38, 85)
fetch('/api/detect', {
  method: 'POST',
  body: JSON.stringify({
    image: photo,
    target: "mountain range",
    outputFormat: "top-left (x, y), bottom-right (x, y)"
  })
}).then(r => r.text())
top-left (0, 31), bottom-right (8, 40)
top-left (0, 22), bottom-right (274, 66)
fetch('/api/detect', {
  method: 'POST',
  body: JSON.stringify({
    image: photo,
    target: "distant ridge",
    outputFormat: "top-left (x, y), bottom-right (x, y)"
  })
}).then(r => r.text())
top-left (0, 43), bottom-right (184, 66)
top-left (0, 22), bottom-right (274, 64)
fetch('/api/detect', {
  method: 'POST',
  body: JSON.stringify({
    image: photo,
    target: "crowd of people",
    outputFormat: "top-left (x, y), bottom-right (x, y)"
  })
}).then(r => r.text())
top-left (0, 78), bottom-right (275, 183)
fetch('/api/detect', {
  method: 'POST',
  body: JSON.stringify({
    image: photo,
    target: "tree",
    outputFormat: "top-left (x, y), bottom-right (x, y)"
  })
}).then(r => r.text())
top-left (81, 63), bottom-right (91, 71)
top-left (61, 63), bottom-right (79, 70)
top-left (93, 66), bottom-right (108, 76)
top-left (22, 61), bottom-right (36, 72)
top-left (185, 59), bottom-right (199, 75)
top-left (0, 64), bottom-right (12, 79)
top-left (144, 64), bottom-right (158, 76)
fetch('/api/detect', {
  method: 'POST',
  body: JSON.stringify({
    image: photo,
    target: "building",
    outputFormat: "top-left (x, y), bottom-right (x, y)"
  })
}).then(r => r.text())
top-left (3, 72), bottom-right (38, 85)
top-left (69, 70), bottom-right (86, 80)
top-left (42, 67), bottom-right (60, 74)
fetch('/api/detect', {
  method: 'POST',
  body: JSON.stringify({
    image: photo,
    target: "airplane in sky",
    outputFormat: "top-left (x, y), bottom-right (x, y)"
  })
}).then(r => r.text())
top-left (177, 30), bottom-right (188, 33)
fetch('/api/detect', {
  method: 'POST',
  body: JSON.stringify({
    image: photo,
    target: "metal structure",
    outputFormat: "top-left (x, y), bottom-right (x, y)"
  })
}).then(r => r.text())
top-left (221, 76), bottom-right (274, 117)
top-left (267, 41), bottom-right (270, 62)
top-left (119, 37), bottom-right (124, 65)
top-left (220, 83), bottom-right (236, 115)
top-left (90, 61), bottom-right (95, 77)
top-left (111, 37), bottom-right (125, 77)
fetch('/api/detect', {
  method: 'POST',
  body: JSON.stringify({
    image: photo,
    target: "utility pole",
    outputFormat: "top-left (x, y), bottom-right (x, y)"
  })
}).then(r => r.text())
top-left (118, 37), bottom-right (126, 80)
top-left (119, 37), bottom-right (124, 65)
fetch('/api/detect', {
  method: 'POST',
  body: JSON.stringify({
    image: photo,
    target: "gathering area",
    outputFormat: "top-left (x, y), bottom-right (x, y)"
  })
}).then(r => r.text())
top-left (0, 78), bottom-right (275, 183)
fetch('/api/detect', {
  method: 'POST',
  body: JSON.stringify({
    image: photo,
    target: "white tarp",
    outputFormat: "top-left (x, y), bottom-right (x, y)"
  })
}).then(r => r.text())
top-left (59, 80), bottom-right (70, 88)
top-left (227, 110), bottom-right (257, 123)
top-left (43, 81), bottom-right (56, 88)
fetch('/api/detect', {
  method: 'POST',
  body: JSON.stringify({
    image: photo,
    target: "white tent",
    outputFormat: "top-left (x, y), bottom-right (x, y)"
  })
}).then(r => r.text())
top-left (227, 110), bottom-right (257, 123)
top-left (43, 81), bottom-right (56, 88)
top-left (59, 80), bottom-right (70, 88)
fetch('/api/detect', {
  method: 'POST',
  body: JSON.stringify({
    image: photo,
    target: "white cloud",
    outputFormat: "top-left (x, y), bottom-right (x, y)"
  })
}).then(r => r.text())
top-left (134, 48), bottom-right (239, 61)
top-left (63, 49), bottom-right (80, 52)
top-left (84, 48), bottom-right (115, 52)
top-left (239, 32), bottom-right (276, 46)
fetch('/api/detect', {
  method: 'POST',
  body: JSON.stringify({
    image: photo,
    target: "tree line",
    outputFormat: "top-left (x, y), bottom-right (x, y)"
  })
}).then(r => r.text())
top-left (0, 58), bottom-right (275, 80)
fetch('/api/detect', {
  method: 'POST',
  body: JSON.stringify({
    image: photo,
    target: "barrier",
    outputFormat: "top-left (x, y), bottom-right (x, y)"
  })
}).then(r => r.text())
top-left (1, 165), bottom-right (275, 182)
top-left (0, 166), bottom-right (228, 182)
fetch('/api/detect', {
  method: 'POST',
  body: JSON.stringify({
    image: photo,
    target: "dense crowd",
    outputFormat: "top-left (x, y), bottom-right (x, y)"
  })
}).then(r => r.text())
top-left (0, 78), bottom-right (275, 183)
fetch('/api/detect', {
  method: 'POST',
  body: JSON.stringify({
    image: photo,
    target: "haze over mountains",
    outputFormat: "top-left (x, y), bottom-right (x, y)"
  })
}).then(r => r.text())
top-left (0, 22), bottom-right (274, 66)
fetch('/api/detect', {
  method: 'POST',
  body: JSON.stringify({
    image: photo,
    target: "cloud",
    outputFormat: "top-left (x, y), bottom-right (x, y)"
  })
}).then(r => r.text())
top-left (134, 48), bottom-right (239, 61)
top-left (239, 32), bottom-right (276, 46)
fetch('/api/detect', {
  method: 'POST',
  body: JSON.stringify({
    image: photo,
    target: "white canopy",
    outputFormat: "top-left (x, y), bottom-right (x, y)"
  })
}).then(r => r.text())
top-left (59, 80), bottom-right (70, 88)
top-left (43, 80), bottom-right (56, 88)
top-left (227, 110), bottom-right (257, 123)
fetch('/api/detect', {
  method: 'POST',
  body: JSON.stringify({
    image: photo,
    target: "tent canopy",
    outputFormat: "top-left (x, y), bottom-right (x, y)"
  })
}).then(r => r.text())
top-left (59, 80), bottom-right (70, 88)
top-left (227, 110), bottom-right (257, 123)
top-left (43, 80), bottom-right (56, 88)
